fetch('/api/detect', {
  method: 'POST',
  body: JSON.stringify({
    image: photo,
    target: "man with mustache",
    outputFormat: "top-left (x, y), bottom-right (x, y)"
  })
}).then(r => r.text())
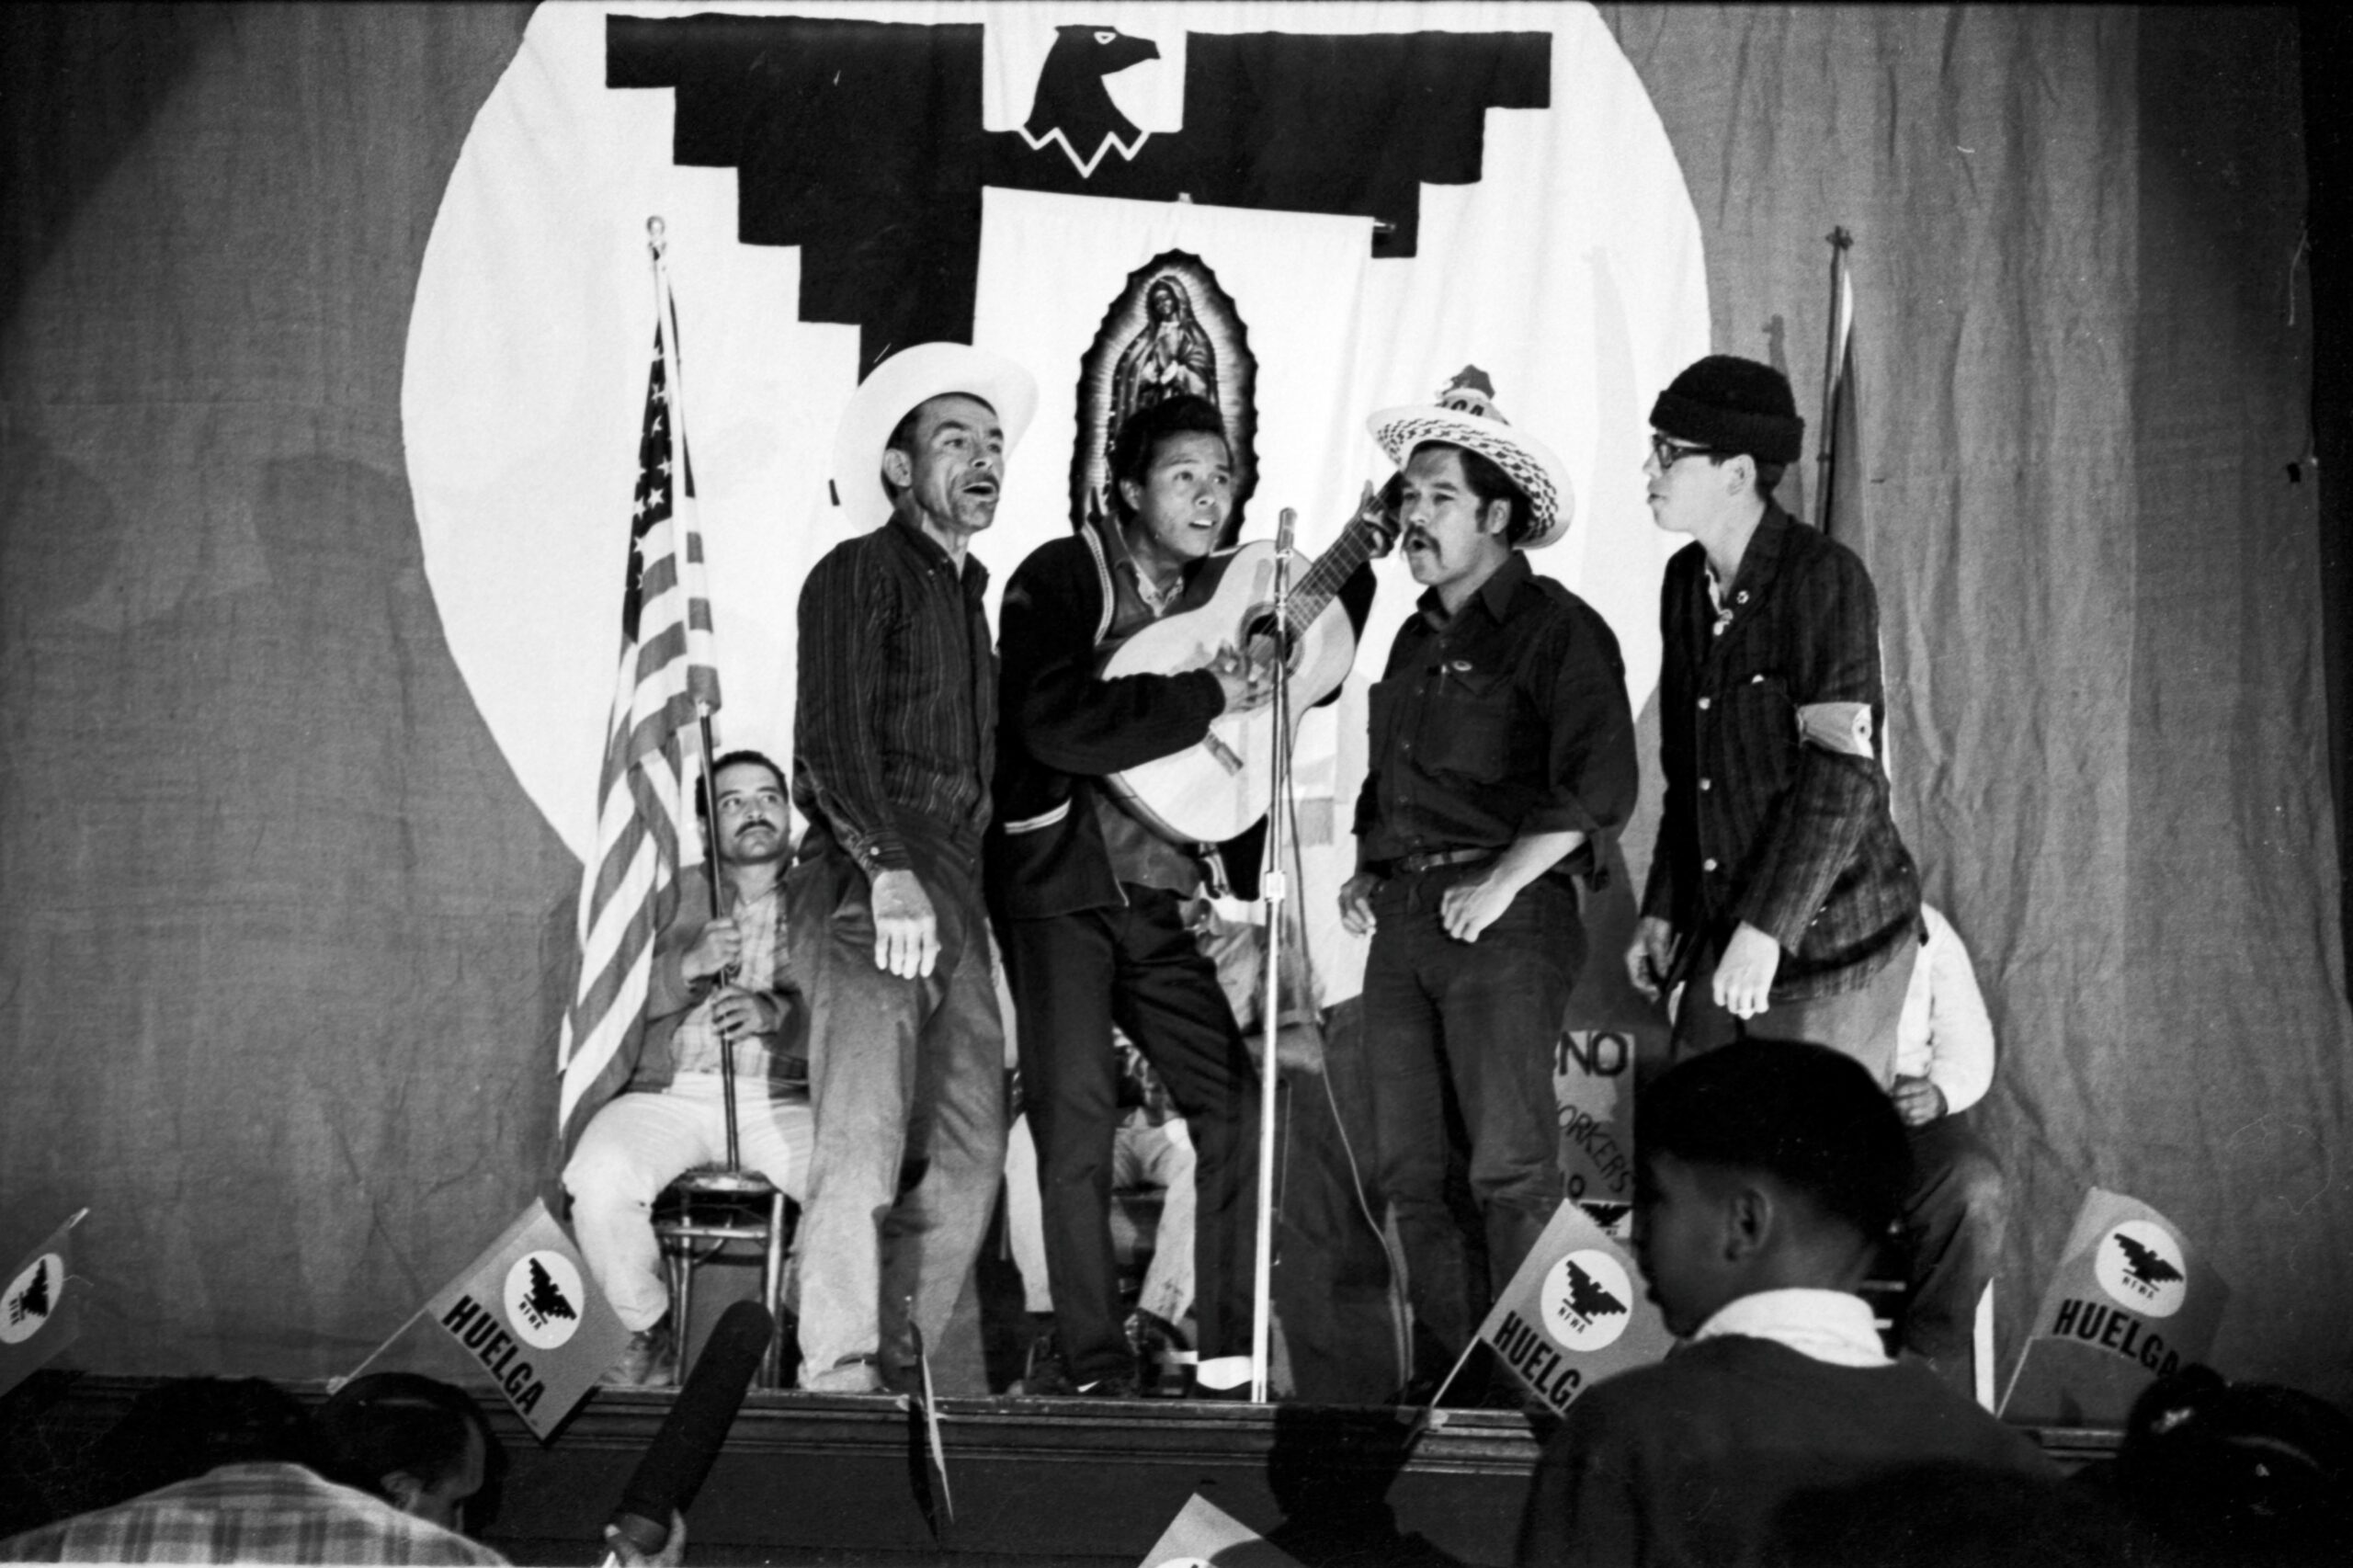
top-left (561, 752), bottom-right (807, 1387)
top-left (1625, 356), bottom-right (1921, 1079)
top-left (790, 344), bottom-right (1037, 1394)
top-left (1340, 376), bottom-right (1639, 1403)
top-left (987, 393), bottom-right (1381, 1397)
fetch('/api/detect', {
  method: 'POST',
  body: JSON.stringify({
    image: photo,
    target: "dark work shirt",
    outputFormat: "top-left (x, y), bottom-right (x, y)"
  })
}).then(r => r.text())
top-left (1354, 551), bottom-right (1638, 879)
top-left (793, 511), bottom-right (995, 872)
top-left (1639, 505), bottom-right (1919, 999)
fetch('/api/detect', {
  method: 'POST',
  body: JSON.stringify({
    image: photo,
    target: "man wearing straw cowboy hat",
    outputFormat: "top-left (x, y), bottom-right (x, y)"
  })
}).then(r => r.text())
top-left (1624, 355), bottom-right (1920, 1081)
top-left (790, 342), bottom-right (1038, 1394)
top-left (1340, 371), bottom-right (1640, 1403)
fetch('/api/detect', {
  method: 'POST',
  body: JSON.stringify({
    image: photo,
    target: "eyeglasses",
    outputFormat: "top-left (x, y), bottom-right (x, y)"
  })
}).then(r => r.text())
top-left (1648, 434), bottom-right (1726, 472)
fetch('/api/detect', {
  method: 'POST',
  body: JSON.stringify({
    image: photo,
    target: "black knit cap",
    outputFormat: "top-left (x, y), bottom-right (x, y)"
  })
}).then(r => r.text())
top-left (1649, 354), bottom-right (1805, 465)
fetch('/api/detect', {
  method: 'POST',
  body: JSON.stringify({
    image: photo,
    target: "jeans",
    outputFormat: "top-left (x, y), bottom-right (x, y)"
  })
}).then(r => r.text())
top-left (563, 1075), bottom-right (812, 1331)
top-left (1902, 1110), bottom-right (2007, 1390)
top-left (1676, 931), bottom-right (1919, 1086)
top-left (789, 828), bottom-right (1006, 1392)
top-left (1363, 867), bottom-right (1580, 1381)
top-left (1005, 1109), bottom-right (1196, 1328)
top-left (1000, 889), bottom-right (1256, 1383)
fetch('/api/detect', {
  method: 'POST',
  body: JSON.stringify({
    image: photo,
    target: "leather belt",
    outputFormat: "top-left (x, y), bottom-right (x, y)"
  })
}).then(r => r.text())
top-left (1388, 846), bottom-right (1498, 877)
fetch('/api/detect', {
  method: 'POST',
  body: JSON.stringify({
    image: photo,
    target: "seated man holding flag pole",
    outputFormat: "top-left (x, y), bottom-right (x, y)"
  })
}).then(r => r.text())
top-left (562, 749), bottom-right (811, 1387)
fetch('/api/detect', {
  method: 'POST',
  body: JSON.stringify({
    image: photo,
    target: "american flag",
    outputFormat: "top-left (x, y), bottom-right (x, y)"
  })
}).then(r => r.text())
top-left (556, 278), bottom-right (722, 1150)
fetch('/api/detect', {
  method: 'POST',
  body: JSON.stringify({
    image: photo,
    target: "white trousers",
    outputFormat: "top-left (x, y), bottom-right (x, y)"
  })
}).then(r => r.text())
top-left (1003, 1108), bottom-right (1196, 1329)
top-left (563, 1074), bottom-right (813, 1331)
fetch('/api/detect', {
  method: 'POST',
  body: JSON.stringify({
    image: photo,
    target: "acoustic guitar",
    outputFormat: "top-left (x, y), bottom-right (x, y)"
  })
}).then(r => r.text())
top-left (1098, 503), bottom-right (1392, 846)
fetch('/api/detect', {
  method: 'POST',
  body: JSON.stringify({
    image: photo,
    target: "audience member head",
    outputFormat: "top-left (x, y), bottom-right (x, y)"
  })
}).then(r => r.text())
top-left (314, 1373), bottom-right (495, 1533)
top-left (90, 1377), bottom-right (316, 1506)
top-left (2112, 1365), bottom-right (2353, 1566)
top-left (1632, 1039), bottom-right (1911, 1335)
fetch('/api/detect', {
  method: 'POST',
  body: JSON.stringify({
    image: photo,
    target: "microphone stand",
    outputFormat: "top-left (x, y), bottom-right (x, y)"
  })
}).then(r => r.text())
top-left (1249, 507), bottom-right (1298, 1403)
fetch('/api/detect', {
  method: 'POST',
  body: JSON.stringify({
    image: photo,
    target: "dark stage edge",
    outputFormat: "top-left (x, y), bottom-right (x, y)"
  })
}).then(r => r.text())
top-left (10, 1376), bottom-right (2123, 1567)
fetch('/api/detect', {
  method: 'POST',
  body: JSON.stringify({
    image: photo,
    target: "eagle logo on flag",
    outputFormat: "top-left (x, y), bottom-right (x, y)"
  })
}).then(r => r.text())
top-left (2095, 1221), bottom-right (2188, 1320)
top-left (506, 1250), bottom-right (588, 1349)
top-left (0, 1254), bottom-right (63, 1346)
top-left (1540, 1249), bottom-right (1635, 1353)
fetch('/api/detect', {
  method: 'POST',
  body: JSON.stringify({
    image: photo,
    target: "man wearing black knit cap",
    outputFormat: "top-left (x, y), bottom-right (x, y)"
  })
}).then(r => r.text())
top-left (1626, 355), bottom-right (1922, 1081)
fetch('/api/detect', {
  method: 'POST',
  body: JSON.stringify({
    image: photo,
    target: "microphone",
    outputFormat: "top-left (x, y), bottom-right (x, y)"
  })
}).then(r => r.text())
top-left (1273, 505), bottom-right (1296, 558)
top-left (605, 1300), bottom-right (773, 1556)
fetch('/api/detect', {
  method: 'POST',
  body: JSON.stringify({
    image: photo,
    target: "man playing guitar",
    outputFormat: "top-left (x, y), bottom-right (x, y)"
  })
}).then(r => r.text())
top-left (987, 393), bottom-right (1382, 1398)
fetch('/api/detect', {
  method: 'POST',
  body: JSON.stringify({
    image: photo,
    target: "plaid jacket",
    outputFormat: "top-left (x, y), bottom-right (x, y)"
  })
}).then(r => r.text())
top-left (0, 1462), bottom-right (508, 1564)
top-left (1640, 506), bottom-right (1920, 999)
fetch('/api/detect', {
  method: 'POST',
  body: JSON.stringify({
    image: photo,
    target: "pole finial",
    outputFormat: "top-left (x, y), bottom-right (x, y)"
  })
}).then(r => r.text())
top-left (1827, 225), bottom-right (1854, 251)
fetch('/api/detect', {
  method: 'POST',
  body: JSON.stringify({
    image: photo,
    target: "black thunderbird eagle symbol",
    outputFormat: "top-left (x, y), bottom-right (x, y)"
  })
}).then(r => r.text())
top-left (2113, 1233), bottom-right (2185, 1290)
top-left (1563, 1258), bottom-right (1628, 1322)
top-left (7, 1259), bottom-right (51, 1326)
top-left (1020, 25), bottom-right (1160, 177)
top-left (519, 1257), bottom-right (578, 1329)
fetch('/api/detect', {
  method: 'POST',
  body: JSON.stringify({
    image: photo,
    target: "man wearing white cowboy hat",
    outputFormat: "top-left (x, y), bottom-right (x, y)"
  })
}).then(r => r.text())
top-left (1339, 370), bottom-right (1640, 1403)
top-left (790, 341), bottom-right (1038, 1394)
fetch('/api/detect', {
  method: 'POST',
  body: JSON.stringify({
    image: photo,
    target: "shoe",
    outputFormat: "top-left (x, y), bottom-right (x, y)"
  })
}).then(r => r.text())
top-left (1018, 1335), bottom-right (1142, 1398)
top-left (1124, 1310), bottom-right (1192, 1396)
top-left (800, 1353), bottom-right (884, 1394)
top-left (603, 1319), bottom-right (678, 1387)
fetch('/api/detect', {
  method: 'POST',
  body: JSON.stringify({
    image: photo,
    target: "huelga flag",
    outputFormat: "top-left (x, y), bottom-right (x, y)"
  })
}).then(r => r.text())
top-left (1135, 1493), bottom-right (1303, 1568)
top-left (2001, 1187), bottom-right (2228, 1426)
top-left (0, 1210), bottom-right (85, 1401)
top-left (1470, 1199), bottom-right (1673, 1415)
top-left (425, 1199), bottom-right (631, 1440)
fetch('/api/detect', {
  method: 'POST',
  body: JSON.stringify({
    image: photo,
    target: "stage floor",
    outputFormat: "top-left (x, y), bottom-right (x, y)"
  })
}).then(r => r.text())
top-left (7, 1375), bottom-right (2124, 1567)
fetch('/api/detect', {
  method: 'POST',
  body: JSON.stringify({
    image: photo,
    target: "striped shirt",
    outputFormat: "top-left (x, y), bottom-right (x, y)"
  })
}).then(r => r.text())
top-left (793, 513), bottom-right (996, 871)
top-left (668, 882), bottom-right (785, 1076)
top-left (0, 1463), bottom-right (508, 1564)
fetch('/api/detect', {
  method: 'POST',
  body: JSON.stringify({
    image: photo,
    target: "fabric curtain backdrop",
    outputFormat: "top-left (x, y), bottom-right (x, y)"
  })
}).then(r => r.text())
top-left (2, 2), bottom-right (2343, 1403)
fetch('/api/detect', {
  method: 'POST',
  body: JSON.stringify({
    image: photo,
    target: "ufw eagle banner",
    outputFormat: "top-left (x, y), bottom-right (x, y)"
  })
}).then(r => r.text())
top-left (423, 1199), bottom-right (631, 1441)
top-left (1467, 1199), bottom-right (1672, 1415)
top-left (2000, 1187), bottom-right (2228, 1426)
top-left (0, 1211), bottom-right (85, 1402)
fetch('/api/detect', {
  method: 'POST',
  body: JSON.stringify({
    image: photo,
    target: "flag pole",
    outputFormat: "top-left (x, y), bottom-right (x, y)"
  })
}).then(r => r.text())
top-left (650, 217), bottom-right (743, 1176)
top-left (1814, 227), bottom-right (1853, 531)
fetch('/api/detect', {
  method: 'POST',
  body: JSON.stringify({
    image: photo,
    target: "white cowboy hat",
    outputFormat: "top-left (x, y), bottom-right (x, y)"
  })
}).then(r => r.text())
top-left (1367, 370), bottom-right (1574, 549)
top-left (829, 343), bottom-right (1040, 532)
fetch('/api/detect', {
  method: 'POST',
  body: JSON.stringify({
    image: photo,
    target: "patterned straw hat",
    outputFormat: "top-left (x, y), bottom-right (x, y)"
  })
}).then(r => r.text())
top-left (830, 343), bottom-right (1040, 532)
top-left (1367, 368), bottom-right (1574, 549)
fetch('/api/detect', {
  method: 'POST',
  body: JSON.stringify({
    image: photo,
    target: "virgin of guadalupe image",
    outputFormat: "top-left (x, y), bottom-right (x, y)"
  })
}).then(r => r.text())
top-left (1108, 277), bottom-right (1219, 454)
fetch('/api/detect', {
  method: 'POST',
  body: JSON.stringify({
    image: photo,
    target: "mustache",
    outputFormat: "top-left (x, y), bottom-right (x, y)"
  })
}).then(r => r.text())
top-left (1404, 528), bottom-right (1438, 551)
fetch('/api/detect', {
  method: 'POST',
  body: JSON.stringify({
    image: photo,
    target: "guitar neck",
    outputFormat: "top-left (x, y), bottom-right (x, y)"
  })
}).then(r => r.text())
top-left (1278, 516), bottom-right (1381, 639)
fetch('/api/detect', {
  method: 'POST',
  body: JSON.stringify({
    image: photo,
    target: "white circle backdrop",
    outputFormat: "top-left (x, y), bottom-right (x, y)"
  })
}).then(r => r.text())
top-left (405, 1), bottom-right (1708, 878)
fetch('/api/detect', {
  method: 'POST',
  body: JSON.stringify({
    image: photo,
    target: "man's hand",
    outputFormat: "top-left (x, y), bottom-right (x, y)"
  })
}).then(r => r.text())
top-left (1627, 915), bottom-right (1677, 999)
top-left (1337, 871), bottom-right (1381, 937)
top-left (1891, 1074), bottom-right (1947, 1128)
top-left (1208, 641), bottom-right (1275, 714)
top-left (1711, 920), bottom-right (1782, 1019)
top-left (684, 917), bottom-right (743, 981)
top-left (1355, 478), bottom-right (1402, 557)
top-left (1438, 868), bottom-right (1520, 944)
top-left (870, 867), bottom-right (940, 979)
top-left (604, 1510), bottom-right (687, 1568)
top-left (709, 983), bottom-right (776, 1042)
